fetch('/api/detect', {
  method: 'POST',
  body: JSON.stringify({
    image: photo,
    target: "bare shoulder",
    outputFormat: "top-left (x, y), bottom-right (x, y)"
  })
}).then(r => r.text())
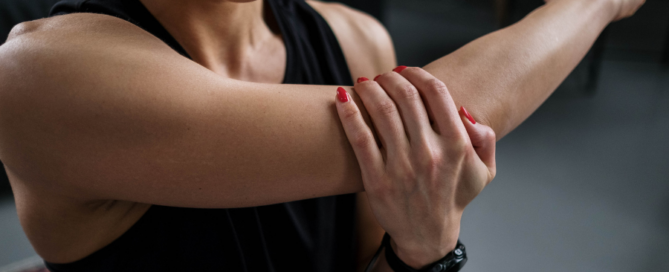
top-left (0, 13), bottom-right (180, 114)
top-left (307, 1), bottom-right (397, 78)
top-left (1, 13), bottom-right (170, 71)
top-left (6, 13), bottom-right (142, 44)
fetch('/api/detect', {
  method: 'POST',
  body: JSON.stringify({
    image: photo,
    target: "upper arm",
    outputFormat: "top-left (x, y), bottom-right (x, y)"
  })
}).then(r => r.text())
top-left (0, 13), bottom-right (365, 208)
top-left (308, 1), bottom-right (397, 78)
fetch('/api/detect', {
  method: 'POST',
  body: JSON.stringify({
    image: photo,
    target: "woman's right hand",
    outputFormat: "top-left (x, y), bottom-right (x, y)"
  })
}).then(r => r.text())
top-left (335, 67), bottom-right (496, 269)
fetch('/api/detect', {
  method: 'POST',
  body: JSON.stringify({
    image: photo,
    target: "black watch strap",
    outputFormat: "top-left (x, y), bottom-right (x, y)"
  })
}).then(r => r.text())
top-left (383, 233), bottom-right (467, 272)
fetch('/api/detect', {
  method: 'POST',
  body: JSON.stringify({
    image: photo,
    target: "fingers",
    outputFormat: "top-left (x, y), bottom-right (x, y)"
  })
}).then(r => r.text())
top-left (374, 70), bottom-right (433, 145)
top-left (335, 87), bottom-right (383, 175)
top-left (354, 78), bottom-right (409, 158)
top-left (395, 67), bottom-right (466, 139)
top-left (459, 106), bottom-right (496, 177)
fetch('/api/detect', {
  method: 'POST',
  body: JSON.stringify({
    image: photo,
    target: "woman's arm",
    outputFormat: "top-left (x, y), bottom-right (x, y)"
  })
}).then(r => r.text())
top-left (0, 13), bottom-right (367, 208)
top-left (424, 0), bottom-right (643, 138)
top-left (0, 0), bottom-right (640, 209)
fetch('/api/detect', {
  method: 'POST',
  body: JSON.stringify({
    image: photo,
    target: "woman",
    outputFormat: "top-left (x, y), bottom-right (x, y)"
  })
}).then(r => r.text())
top-left (0, 0), bottom-right (643, 271)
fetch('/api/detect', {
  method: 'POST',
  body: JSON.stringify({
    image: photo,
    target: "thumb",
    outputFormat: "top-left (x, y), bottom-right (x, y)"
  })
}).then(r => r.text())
top-left (459, 106), bottom-right (496, 178)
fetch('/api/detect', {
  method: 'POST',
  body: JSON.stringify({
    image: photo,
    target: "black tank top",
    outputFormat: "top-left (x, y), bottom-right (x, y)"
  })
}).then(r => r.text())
top-left (45, 1), bottom-right (356, 271)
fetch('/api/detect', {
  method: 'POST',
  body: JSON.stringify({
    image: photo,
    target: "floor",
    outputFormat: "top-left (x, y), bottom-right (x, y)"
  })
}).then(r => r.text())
top-left (1, 0), bottom-right (669, 271)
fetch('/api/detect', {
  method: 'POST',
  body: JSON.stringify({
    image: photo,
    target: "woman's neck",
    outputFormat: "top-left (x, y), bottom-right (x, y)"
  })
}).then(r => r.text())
top-left (140, 0), bottom-right (285, 82)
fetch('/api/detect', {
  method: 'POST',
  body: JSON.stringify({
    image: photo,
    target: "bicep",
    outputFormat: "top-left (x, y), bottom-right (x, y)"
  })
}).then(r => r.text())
top-left (0, 14), bottom-right (364, 208)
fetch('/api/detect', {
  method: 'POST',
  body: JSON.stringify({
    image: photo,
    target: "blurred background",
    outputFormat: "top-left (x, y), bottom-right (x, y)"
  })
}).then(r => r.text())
top-left (1, 0), bottom-right (668, 271)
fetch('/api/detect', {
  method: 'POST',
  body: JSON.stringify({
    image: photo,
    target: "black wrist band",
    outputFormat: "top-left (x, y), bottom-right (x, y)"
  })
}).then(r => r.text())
top-left (383, 233), bottom-right (467, 272)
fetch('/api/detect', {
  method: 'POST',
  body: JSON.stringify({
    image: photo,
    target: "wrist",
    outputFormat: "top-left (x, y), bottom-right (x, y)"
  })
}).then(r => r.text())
top-left (584, 0), bottom-right (621, 23)
top-left (391, 215), bottom-right (462, 269)
top-left (601, 0), bottom-right (622, 22)
top-left (544, 0), bottom-right (619, 24)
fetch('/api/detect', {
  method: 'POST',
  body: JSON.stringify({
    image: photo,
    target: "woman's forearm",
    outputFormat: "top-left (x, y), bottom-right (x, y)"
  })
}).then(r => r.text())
top-left (425, 0), bottom-right (617, 138)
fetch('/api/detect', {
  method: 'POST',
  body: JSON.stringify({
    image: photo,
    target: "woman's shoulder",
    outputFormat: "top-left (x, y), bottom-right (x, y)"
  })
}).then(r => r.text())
top-left (307, 1), bottom-right (397, 77)
top-left (5, 12), bottom-right (150, 50)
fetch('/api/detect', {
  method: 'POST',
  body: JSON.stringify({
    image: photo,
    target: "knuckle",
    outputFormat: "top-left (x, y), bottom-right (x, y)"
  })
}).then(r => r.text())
top-left (396, 83), bottom-right (420, 101)
top-left (373, 99), bottom-right (397, 117)
top-left (351, 132), bottom-right (374, 149)
top-left (421, 147), bottom-right (444, 171)
top-left (425, 78), bottom-right (449, 96)
top-left (447, 135), bottom-right (469, 156)
top-left (341, 105), bottom-right (360, 121)
top-left (485, 127), bottom-right (497, 142)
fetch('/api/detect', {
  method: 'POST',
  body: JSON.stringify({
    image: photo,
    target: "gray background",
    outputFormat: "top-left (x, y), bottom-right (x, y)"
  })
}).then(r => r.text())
top-left (1, 0), bottom-right (668, 271)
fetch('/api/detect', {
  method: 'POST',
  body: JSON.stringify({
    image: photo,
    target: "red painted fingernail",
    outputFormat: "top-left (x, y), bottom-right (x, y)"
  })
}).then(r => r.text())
top-left (357, 77), bottom-right (369, 83)
top-left (337, 87), bottom-right (349, 103)
top-left (460, 106), bottom-right (476, 124)
top-left (373, 75), bottom-right (381, 81)
top-left (393, 65), bottom-right (407, 73)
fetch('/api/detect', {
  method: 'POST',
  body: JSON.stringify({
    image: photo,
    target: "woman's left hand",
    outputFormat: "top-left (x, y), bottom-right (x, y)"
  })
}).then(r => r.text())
top-left (335, 67), bottom-right (496, 269)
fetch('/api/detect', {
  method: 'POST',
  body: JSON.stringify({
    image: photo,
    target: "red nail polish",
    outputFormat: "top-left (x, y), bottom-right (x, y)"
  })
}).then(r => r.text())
top-left (373, 75), bottom-right (381, 81)
top-left (460, 106), bottom-right (476, 124)
top-left (357, 77), bottom-right (369, 83)
top-left (393, 66), bottom-right (407, 73)
top-left (337, 87), bottom-right (349, 103)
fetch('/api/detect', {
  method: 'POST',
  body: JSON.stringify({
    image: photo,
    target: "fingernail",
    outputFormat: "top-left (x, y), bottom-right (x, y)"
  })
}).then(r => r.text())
top-left (393, 66), bottom-right (407, 73)
top-left (337, 87), bottom-right (349, 103)
top-left (460, 106), bottom-right (476, 124)
top-left (357, 77), bottom-right (369, 83)
top-left (373, 75), bottom-right (381, 81)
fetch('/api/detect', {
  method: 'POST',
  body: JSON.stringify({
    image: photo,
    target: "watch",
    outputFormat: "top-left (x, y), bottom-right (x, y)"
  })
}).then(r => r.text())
top-left (383, 233), bottom-right (467, 272)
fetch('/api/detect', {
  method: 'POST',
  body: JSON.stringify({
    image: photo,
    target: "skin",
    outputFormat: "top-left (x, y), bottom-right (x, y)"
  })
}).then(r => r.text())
top-left (336, 70), bottom-right (496, 270)
top-left (0, 0), bottom-right (644, 269)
